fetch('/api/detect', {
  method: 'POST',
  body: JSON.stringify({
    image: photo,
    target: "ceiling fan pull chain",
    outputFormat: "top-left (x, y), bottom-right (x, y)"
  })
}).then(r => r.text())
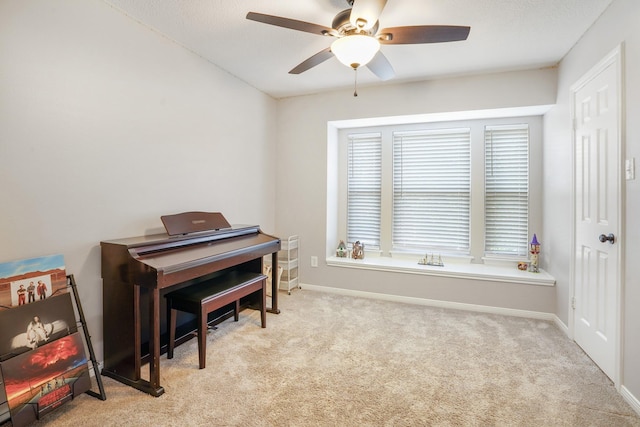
top-left (353, 67), bottom-right (358, 97)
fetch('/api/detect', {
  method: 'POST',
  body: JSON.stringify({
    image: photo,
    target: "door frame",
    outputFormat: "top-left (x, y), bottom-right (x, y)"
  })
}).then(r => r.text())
top-left (569, 44), bottom-right (625, 387)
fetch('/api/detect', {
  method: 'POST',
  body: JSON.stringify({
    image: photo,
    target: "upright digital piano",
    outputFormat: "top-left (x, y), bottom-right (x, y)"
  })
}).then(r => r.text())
top-left (100, 212), bottom-right (281, 396)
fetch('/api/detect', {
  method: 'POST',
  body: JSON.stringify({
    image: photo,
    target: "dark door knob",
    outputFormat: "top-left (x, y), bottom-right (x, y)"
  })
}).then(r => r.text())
top-left (599, 233), bottom-right (615, 244)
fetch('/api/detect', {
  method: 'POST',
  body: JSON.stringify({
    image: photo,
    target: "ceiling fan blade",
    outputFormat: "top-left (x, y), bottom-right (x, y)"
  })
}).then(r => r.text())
top-left (366, 51), bottom-right (395, 81)
top-left (350, 0), bottom-right (388, 30)
top-left (289, 47), bottom-right (334, 74)
top-left (246, 12), bottom-right (338, 37)
top-left (378, 25), bottom-right (470, 44)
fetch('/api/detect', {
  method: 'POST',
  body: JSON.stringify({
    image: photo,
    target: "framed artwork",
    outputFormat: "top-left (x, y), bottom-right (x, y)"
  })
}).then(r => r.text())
top-left (0, 254), bottom-right (103, 424)
top-left (0, 293), bottom-right (78, 361)
top-left (0, 254), bottom-right (67, 309)
top-left (0, 367), bottom-right (9, 424)
top-left (0, 332), bottom-right (90, 427)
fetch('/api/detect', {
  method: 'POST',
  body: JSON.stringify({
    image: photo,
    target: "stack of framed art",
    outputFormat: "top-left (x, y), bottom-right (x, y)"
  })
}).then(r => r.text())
top-left (0, 254), bottom-right (104, 426)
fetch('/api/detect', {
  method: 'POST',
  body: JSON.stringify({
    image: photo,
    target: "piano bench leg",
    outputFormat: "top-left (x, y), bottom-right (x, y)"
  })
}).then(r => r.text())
top-left (261, 279), bottom-right (267, 328)
top-left (167, 307), bottom-right (177, 360)
top-left (234, 300), bottom-right (239, 321)
top-left (198, 308), bottom-right (207, 369)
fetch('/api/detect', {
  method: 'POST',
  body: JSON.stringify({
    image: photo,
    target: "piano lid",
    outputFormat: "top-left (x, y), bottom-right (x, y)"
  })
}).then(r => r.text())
top-left (100, 223), bottom-right (278, 288)
top-left (101, 224), bottom-right (261, 254)
top-left (161, 211), bottom-right (231, 236)
top-left (135, 231), bottom-right (279, 276)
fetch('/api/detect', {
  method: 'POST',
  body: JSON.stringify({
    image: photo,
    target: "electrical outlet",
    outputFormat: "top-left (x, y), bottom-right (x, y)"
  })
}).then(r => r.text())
top-left (626, 157), bottom-right (635, 180)
top-left (311, 256), bottom-right (318, 267)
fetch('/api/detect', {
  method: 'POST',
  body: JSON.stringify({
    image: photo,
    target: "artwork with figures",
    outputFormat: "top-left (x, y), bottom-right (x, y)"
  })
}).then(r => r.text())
top-left (0, 293), bottom-right (78, 360)
top-left (0, 254), bottom-right (67, 309)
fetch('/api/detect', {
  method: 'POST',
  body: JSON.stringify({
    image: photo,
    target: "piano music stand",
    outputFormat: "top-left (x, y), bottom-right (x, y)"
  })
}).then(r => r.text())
top-left (160, 211), bottom-right (231, 236)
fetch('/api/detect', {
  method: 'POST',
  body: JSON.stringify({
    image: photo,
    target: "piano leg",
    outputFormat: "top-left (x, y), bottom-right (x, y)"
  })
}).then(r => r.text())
top-left (101, 284), bottom-right (165, 397)
top-left (268, 252), bottom-right (280, 314)
top-left (148, 286), bottom-right (165, 396)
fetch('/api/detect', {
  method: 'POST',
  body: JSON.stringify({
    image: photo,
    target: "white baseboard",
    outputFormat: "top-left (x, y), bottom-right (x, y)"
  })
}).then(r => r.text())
top-left (88, 360), bottom-right (104, 378)
top-left (300, 283), bottom-right (556, 322)
top-left (621, 385), bottom-right (640, 416)
top-left (553, 315), bottom-right (569, 336)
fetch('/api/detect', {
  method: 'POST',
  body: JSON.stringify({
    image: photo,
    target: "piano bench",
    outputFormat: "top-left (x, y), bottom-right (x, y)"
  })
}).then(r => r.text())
top-left (165, 271), bottom-right (267, 369)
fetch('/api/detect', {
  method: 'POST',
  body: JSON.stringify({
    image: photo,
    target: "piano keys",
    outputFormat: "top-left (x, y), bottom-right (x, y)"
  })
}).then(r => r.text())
top-left (100, 212), bottom-right (281, 396)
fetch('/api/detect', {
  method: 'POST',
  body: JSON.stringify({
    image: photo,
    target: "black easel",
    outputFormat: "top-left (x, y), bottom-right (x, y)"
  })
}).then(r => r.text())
top-left (66, 274), bottom-right (106, 400)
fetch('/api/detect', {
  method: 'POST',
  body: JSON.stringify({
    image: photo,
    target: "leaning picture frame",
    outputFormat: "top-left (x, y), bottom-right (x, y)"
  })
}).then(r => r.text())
top-left (0, 293), bottom-right (78, 361)
top-left (0, 254), bottom-right (67, 310)
top-left (0, 253), bottom-right (105, 425)
top-left (0, 332), bottom-right (91, 427)
top-left (0, 367), bottom-right (9, 424)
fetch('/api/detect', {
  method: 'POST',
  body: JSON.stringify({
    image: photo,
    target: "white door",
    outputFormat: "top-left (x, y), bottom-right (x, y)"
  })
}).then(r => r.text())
top-left (572, 47), bottom-right (622, 382)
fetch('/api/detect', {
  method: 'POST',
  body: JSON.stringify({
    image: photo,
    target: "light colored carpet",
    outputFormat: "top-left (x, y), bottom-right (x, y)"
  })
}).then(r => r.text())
top-left (25, 289), bottom-right (640, 426)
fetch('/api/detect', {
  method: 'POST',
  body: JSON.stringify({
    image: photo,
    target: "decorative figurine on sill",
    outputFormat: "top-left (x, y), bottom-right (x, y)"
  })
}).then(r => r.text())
top-left (336, 240), bottom-right (347, 258)
top-left (352, 241), bottom-right (364, 259)
top-left (529, 234), bottom-right (540, 273)
top-left (418, 253), bottom-right (444, 267)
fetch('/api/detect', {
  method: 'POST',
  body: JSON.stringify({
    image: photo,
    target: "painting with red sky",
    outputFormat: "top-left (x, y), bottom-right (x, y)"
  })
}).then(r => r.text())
top-left (1, 332), bottom-right (90, 426)
top-left (0, 371), bottom-right (8, 424)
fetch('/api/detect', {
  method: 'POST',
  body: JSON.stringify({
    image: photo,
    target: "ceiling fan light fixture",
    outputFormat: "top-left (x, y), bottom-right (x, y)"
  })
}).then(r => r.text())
top-left (331, 34), bottom-right (380, 69)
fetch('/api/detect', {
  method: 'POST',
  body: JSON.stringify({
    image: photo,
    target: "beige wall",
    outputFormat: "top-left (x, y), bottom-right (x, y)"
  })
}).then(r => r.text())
top-left (0, 0), bottom-right (278, 360)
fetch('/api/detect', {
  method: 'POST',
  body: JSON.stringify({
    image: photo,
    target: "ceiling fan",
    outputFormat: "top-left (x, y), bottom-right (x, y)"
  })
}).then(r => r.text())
top-left (246, 0), bottom-right (470, 81)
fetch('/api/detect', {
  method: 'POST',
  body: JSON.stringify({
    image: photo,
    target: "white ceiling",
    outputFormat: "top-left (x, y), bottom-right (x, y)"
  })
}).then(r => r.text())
top-left (103, 0), bottom-right (613, 99)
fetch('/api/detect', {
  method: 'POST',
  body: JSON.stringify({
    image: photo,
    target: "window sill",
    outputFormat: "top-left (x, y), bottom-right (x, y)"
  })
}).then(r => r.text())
top-left (326, 256), bottom-right (555, 286)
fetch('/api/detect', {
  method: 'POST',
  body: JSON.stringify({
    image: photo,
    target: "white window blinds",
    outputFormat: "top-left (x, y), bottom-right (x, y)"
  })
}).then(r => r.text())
top-left (484, 124), bottom-right (529, 257)
top-left (392, 128), bottom-right (471, 253)
top-left (347, 133), bottom-right (382, 249)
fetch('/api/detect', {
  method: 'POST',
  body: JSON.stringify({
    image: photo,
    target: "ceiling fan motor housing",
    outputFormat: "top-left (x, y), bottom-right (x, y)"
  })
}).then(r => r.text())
top-left (332, 8), bottom-right (378, 36)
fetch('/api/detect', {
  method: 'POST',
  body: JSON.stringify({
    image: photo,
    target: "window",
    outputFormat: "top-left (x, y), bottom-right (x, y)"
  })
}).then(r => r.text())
top-left (484, 125), bottom-right (530, 257)
top-left (337, 116), bottom-right (539, 262)
top-left (392, 128), bottom-right (471, 253)
top-left (347, 133), bottom-right (382, 248)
